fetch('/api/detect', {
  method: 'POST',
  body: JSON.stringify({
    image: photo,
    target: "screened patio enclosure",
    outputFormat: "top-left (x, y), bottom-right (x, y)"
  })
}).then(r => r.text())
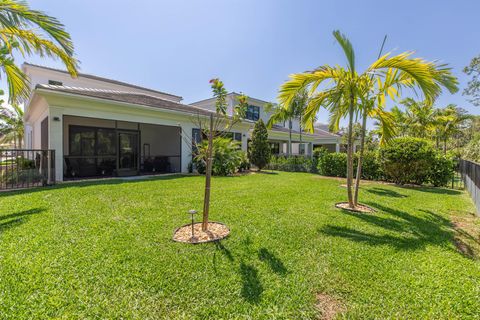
top-left (63, 115), bottom-right (181, 179)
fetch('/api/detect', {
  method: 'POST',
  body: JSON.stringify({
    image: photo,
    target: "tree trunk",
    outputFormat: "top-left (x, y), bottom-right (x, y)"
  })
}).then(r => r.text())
top-left (288, 118), bottom-right (292, 156)
top-left (346, 97), bottom-right (355, 209)
top-left (202, 114), bottom-right (214, 231)
top-left (443, 138), bottom-right (447, 155)
top-left (299, 115), bottom-right (304, 155)
top-left (353, 112), bottom-right (367, 206)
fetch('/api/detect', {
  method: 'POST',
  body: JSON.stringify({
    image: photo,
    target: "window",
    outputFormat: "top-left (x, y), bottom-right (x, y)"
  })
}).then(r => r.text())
top-left (299, 144), bottom-right (306, 155)
top-left (270, 142), bottom-right (280, 155)
top-left (48, 80), bottom-right (63, 86)
top-left (234, 133), bottom-right (242, 142)
top-left (69, 126), bottom-right (116, 156)
top-left (245, 105), bottom-right (260, 121)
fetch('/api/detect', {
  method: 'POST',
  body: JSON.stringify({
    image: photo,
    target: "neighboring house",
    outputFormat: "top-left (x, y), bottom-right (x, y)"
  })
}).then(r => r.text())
top-left (191, 93), bottom-right (340, 155)
top-left (23, 63), bottom-right (341, 181)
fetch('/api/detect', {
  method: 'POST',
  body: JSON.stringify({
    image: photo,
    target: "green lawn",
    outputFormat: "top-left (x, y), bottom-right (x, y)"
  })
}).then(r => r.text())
top-left (0, 172), bottom-right (479, 319)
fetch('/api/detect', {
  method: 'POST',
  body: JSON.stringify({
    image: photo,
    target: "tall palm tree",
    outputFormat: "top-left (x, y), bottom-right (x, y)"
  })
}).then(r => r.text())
top-left (279, 30), bottom-right (458, 209)
top-left (267, 88), bottom-right (309, 155)
top-left (0, 102), bottom-right (23, 148)
top-left (0, 0), bottom-right (78, 103)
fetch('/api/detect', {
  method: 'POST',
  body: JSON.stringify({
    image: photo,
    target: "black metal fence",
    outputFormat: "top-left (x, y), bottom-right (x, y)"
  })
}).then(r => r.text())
top-left (458, 159), bottom-right (480, 215)
top-left (0, 149), bottom-right (55, 190)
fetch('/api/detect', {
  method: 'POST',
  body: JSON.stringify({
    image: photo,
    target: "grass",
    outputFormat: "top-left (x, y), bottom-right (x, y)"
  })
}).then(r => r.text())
top-left (0, 172), bottom-right (479, 319)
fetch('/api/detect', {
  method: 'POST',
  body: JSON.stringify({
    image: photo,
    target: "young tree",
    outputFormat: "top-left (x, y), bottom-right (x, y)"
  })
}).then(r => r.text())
top-left (249, 119), bottom-right (270, 171)
top-left (195, 79), bottom-right (248, 231)
top-left (0, 0), bottom-right (78, 103)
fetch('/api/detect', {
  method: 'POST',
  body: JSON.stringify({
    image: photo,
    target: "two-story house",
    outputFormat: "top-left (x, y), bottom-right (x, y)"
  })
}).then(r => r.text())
top-left (23, 63), bottom-right (341, 181)
top-left (191, 93), bottom-right (340, 155)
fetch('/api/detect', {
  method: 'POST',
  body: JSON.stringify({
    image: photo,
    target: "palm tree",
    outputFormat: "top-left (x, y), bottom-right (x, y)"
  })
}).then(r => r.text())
top-left (0, 0), bottom-right (78, 103)
top-left (266, 88), bottom-right (309, 155)
top-left (401, 98), bottom-right (437, 138)
top-left (0, 103), bottom-right (23, 148)
top-left (433, 105), bottom-right (469, 154)
top-left (279, 30), bottom-right (458, 209)
top-left (390, 105), bottom-right (409, 137)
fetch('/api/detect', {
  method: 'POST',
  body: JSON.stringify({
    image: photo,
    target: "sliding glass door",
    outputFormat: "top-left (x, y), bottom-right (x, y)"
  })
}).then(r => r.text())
top-left (65, 125), bottom-right (140, 178)
top-left (117, 131), bottom-right (139, 176)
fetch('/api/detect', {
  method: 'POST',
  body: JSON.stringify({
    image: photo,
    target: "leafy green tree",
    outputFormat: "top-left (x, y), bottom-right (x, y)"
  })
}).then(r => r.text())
top-left (0, 0), bottom-right (78, 103)
top-left (249, 119), bottom-right (270, 170)
top-left (464, 54), bottom-right (480, 106)
top-left (463, 134), bottom-right (480, 162)
top-left (279, 30), bottom-right (457, 209)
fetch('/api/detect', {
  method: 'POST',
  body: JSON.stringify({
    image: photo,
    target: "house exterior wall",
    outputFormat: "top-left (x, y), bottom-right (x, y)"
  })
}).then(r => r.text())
top-left (192, 93), bottom-right (303, 132)
top-left (24, 96), bottom-right (49, 149)
top-left (31, 90), bottom-right (251, 181)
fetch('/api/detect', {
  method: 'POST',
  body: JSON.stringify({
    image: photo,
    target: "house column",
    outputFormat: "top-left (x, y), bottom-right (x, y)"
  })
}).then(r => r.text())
top-left (241, 131), bottom-right (248, 152)
top-left (180, 123), bottom-right (194, 173)
top-left (48, 106), bottom-right (64, 182)
top-left (335, 142), bottom-right (340, 153)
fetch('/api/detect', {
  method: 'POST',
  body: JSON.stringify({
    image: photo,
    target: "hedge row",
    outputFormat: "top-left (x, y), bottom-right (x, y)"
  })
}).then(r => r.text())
top-left (268, 137), bottom-right (455, 187)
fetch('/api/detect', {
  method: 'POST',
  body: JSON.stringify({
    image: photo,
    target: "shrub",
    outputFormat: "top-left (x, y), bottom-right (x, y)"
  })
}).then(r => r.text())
top-left (16, 156), bottom-right (35, 169)
top-left (238, 152), bottom-right (250, 172)
top-left (249, 119), bottom-right (270, 170)
top-left (266, 155), bottom-right (312, 172)
top-left (193, 137), bottom-right (245, 176)
top-left (311, 148), bottom-right (327, 174)
top-left (379, 137), bottom-right (436, 185)
top-left (428, 155), bottom-right (455, 187)
top-left (359, 151), bottom-right (383, 181)
top-left (318, 152), bottom-right (348, 177)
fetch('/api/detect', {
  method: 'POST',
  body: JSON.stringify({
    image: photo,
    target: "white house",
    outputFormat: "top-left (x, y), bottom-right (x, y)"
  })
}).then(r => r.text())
top-left (22, 63), bottom-right (341, 181)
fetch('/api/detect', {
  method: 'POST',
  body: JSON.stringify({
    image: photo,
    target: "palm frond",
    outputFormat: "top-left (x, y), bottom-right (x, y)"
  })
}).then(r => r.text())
top-left (0, 55), bottom-right (29, 103)
top-left (368, 52), bottom-right (458, 105)
top-left (333, 30), bottom-right (355, 72)
top-left (0, 0), bottom-right (75, 56)
top-left (1, 27), bottom-right (78, 75)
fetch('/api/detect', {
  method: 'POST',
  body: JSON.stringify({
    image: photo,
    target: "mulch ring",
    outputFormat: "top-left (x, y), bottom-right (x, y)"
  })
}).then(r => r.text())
top-left (335, 202), bottom-right (376, 213)
top-left (172, 222), bottom-right (230, 244)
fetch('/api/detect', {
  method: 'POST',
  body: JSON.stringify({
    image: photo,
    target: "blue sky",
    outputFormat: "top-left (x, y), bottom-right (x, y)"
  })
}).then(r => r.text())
top-left (23, 0), bottom-right (480, 124)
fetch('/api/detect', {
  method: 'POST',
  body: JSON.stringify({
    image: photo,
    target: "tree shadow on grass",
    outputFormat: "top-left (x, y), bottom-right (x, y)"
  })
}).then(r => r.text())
top-left (239, 262), bottom-right (263, 304)
top-left (214, 240), bottom-right (234, 262)
top-left (0, 208), bottom-right (45, 233)
top-left (396, 185), bottom-right (461, 195)
top-left (212, 240), bottom-right (289, 303)
top-left (258, 248), bottom-right (288, 276)
top-left (319, 202), bottom-right (453, 251)
top-left (366, 187), bottom-right (408, 198)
